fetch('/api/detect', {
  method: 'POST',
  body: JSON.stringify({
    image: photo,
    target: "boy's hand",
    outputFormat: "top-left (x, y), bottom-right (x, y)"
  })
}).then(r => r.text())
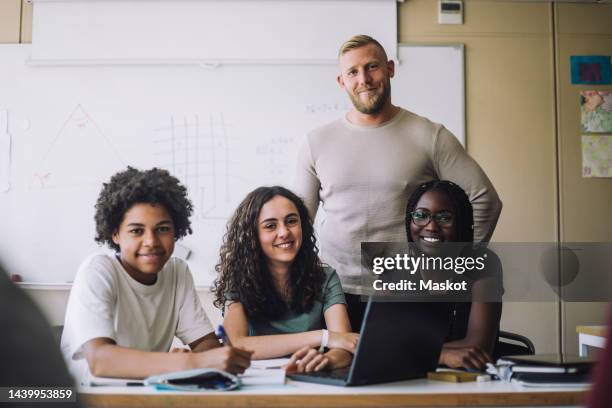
top-left (327, 331), bottom-right (359, 353)
top-left (192, 347), bottom-right (252, 374)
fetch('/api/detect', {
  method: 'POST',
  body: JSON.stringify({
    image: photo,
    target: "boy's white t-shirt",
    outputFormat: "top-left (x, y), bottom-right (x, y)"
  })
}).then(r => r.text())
top-left (60, 253), bottom-right (213, 382)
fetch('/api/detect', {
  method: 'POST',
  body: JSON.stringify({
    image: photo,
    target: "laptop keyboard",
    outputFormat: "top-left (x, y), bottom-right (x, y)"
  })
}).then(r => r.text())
top-left (302, 367), bottom-right (350, 380)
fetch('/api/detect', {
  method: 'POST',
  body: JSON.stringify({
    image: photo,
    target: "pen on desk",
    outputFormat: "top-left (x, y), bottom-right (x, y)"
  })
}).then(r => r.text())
top-left (215, 324), bottom-right (233, 347)
top-left (89, 381), bottom-right (144, 387)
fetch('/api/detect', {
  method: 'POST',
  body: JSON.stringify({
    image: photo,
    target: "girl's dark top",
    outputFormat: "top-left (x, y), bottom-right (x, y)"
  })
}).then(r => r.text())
top-left (445, 247), bottom-right (503, 342)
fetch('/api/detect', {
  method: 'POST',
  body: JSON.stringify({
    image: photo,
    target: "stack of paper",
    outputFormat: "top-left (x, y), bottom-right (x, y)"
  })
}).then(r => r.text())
top-left (240, 368), bottom-right (286, 386)
top-left (251, 358), bottom-right (290, 370)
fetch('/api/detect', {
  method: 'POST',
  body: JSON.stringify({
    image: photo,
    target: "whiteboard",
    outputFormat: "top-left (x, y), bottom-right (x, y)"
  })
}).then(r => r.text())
top-left (0, 43), bottom-right (464, 285)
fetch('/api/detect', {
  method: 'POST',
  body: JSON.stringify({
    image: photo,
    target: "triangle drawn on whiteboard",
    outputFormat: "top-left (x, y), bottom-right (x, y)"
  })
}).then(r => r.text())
top-left (31, 105), bottom-right (124, 189)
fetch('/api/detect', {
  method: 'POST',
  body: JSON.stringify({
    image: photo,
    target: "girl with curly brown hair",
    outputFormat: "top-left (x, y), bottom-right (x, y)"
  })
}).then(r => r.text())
top-left (214, 186), bottom-right (358, 372)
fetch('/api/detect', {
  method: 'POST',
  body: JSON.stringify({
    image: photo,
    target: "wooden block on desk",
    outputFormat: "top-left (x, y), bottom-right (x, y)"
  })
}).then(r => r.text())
top-left (427, 371), bottom-right (480, 383)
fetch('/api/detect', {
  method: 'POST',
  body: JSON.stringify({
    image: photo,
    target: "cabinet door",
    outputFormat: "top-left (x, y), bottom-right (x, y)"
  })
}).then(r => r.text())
top-left (0, 0), bottom-right (21, 43)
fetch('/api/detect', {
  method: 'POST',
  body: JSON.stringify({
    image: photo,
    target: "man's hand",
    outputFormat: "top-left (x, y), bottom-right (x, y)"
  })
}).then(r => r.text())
top-left (191, 347), bottom-right (253, 374)
top-left (440, 346), bottom-right (492, 371)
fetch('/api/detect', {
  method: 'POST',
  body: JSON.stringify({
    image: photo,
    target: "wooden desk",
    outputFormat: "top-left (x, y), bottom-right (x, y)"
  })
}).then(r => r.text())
top-left (80, 379), bottom-right (587, 407)
top-left (577, 325), bottom-right (607, 357)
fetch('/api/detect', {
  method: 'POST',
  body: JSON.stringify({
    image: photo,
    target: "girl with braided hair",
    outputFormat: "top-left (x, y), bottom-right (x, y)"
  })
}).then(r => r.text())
top-left (406, 180), bottom-right (502, 371)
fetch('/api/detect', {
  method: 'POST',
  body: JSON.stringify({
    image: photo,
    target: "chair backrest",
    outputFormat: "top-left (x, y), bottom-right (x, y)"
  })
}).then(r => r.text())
top-left (51, 325), bottom-right (64, 346)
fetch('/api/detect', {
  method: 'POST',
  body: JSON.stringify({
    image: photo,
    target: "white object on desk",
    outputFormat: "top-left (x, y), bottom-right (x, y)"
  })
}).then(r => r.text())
top-left (512, 378), bottom-right (590, 389)
top-left (251, 358), bottom-right (290, 370)
top-left (577, 325), bottom-right (607, 357)
top-left (241, 369), bottom-right (285, 386)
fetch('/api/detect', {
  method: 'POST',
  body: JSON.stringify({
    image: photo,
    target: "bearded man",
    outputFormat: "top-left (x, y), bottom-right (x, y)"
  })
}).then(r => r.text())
top-left (294, 35), bottom-right (502, 330)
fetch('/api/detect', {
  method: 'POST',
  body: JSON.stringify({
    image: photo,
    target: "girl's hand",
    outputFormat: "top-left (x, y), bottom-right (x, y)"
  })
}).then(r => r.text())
top-left (327, 331), bottom-right (359, 353)
top-left (440, 346), bottom-right (492, 371)
top-left (285, 346), bottom-right (330, 373)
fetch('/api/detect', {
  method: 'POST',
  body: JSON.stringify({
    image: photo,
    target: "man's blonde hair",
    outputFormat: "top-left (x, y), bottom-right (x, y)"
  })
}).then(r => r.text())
top-left (338, 35), bottom-right (388, 60)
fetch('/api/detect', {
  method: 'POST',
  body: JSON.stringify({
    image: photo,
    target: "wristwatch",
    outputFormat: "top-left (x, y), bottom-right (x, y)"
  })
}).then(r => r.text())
top-left (319, 329), bottom-right (329, 353)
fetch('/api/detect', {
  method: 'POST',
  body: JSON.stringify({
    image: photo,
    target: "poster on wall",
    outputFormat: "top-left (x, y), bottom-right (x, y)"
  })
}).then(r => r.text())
top-left (582, 135), bottom-right (611, 178)
top-left (571, 56), bottom-right (611, 85)
top-left (580, 91), bottom-right (612, 133)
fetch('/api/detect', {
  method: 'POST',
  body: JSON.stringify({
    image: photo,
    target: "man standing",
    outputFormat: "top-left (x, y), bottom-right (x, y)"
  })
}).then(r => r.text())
top-left (294, 35), bottom-right (502, 328)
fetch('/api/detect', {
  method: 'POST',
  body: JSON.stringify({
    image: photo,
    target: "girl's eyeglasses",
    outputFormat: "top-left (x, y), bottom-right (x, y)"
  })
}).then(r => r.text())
top-left (410, 209), bottom-right (454, 227)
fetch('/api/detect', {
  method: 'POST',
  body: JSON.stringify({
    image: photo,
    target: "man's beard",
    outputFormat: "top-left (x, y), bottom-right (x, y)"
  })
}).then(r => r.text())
top-left (348, 79), bottom-right (391, 114)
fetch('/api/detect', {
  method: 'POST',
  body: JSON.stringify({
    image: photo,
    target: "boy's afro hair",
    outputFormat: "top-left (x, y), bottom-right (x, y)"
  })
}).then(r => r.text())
top-left (94, 167), bottom-right (193, 252)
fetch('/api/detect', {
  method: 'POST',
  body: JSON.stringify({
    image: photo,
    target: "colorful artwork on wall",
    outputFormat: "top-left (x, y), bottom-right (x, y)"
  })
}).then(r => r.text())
top-left (581, 91), bottom-right (612, 133)
top-left (582, 135), bottom-right (611, 178)
top-left (571, 56), bottom-right (611, 85)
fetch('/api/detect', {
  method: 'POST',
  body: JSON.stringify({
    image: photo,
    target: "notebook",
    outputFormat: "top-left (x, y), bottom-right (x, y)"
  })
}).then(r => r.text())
top-left (504, 354), bottom-right (595, 374)
top-left (87, 367), bottom-right (285, 388)
top-left (145, 368), bottom-right (241, 391)
top-left (498, 354), bottom-right (595, 387)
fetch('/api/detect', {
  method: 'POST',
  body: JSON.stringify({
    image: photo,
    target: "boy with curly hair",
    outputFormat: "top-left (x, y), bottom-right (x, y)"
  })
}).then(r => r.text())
top-left (61, 167), bottom-right (251, 382)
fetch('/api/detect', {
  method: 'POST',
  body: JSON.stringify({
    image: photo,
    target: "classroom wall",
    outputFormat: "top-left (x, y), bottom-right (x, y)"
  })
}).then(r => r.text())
top-left (3, 0), bottom-right (611, 354)
top-left (400, 0), bottom-right (612, 355)
top-left (555, 3), bottom-right (612, 355)
top-left (400, 0), bottom-right (559, 354)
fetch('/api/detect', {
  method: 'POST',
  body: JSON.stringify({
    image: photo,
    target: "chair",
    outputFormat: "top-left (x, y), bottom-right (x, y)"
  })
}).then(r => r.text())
top-left (494, 330), bottom-right (535, 359)
top-left (51, 325), bottom-right (64, 346)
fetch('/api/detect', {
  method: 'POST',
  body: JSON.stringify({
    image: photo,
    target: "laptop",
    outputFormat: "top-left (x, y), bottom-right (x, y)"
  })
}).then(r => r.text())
top-left (287, 298), bottom-right (451, 386)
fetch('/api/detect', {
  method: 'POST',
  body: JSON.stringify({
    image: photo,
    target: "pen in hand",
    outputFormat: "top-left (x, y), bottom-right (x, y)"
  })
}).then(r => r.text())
top-left (215, 325), bottom-right (233, 347)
